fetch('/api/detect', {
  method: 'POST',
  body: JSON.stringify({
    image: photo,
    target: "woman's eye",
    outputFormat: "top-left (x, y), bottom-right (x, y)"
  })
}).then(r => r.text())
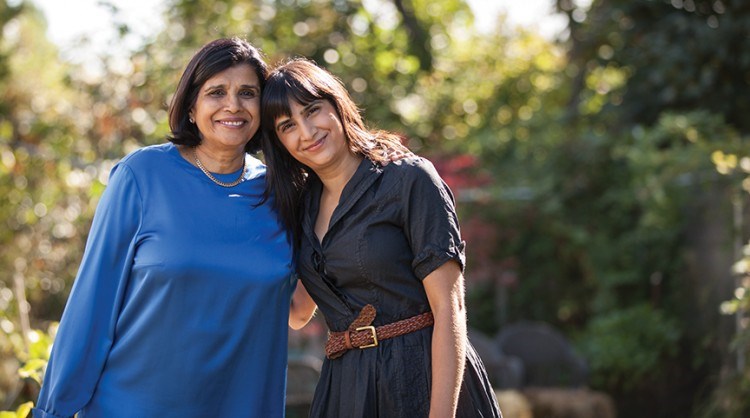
top-left (307, 106), bottom-right (320, 116)
top-left (241, 89), bottom-right (258, 97)
top-left (209, 90), bottom-right (224, 96)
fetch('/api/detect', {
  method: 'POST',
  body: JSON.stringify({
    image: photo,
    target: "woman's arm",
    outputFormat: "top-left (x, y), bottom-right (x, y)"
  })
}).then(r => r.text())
top-left (423, 260), bottom-right (467, 418)
top-left (34, 164), bottom-right (142, 418)
top-left (289, 280), bottom-right (317, 329)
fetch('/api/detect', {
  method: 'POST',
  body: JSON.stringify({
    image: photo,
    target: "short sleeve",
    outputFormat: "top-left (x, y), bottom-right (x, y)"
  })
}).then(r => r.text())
top-left (34, 163), bottom-right (142, 418)
top-left (401, 158), bottom-right (466, 280)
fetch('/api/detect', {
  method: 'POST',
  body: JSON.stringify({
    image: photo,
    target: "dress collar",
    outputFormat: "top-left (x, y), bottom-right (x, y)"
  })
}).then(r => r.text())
top-left (302, 158), bottom-right (383, 246)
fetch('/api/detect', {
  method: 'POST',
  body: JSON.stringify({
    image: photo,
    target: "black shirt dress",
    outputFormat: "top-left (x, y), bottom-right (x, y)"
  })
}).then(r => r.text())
top-left (298, 156), bottom-right (502, 418)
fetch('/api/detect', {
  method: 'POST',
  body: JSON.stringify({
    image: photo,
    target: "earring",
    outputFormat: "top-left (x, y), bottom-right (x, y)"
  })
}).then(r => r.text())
top-left (189, 117), bottom-right (195, 123)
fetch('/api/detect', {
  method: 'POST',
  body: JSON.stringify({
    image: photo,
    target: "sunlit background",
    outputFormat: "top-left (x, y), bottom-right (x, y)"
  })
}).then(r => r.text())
top-left (33, 0), bottom-right (567, 50)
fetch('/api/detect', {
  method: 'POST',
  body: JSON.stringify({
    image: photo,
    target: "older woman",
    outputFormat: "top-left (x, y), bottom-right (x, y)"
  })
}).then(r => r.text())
top-left (33, 38), bottom-right (294, 418)
top-left (263, 58), bottom-right (502, 418)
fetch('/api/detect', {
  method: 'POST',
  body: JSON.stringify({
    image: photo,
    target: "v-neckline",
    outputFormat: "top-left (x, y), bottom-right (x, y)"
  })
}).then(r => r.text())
top-left (314, 187), bottom-right (340, 243)
top-left (305, 158), bottom-right (383, 247)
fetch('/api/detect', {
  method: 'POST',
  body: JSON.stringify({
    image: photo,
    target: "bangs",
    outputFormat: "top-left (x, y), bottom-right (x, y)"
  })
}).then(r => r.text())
top-left (262, 70), bottom-right (327, 128)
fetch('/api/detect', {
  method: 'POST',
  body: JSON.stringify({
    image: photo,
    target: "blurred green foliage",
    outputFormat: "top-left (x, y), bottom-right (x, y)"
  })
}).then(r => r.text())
top-left (0, 0), bottom-right (748, 417)
top-left (579, 304), bottom-right (681, 390)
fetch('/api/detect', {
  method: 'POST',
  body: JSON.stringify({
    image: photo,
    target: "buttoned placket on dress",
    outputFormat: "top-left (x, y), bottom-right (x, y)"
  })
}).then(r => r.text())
top-left (302, 160), bottom-right (384, 328)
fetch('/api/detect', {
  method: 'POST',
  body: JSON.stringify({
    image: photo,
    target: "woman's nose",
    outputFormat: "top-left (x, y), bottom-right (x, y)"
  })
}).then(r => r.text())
top-left (224, 94), bottom-right (241, 112)
top-left (298, 120), bottom-right (316, 141)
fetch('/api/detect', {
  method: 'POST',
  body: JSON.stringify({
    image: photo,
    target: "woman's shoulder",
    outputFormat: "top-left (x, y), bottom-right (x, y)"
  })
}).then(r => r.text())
top-left (383, 154), bottom-right (442, 183)
top-left (118, 143), bottom-right (175, 168)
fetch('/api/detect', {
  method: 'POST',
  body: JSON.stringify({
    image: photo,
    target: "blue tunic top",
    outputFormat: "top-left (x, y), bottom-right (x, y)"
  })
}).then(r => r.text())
top-left (33, 143), bottom-right (294, 418)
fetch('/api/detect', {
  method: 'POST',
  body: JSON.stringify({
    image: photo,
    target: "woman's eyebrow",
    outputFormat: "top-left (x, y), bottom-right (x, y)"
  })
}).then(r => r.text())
top-left (299, 100), bottom-right (322, 115)
top-left (275, 116), bottom-right (291, 130)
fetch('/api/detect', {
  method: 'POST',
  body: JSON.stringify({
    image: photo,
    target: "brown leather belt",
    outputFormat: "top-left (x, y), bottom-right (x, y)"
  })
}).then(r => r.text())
top-left (325, 304), bottom-right (434, 359)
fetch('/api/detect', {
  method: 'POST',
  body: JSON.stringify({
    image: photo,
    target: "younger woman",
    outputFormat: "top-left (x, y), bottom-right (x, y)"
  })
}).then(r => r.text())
top-left (262, 58), bottom-right (502, 418)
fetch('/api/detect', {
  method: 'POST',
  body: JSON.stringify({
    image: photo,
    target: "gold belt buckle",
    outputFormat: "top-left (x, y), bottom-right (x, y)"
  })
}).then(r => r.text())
top-left (356, 325), bottom-right (378, 349)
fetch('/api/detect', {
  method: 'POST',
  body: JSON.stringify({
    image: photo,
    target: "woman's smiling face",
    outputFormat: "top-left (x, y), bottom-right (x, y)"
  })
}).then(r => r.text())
top-left (273, 98), bottom-right (350, 171)
top-left (190, 64), bottom-right (261, 153)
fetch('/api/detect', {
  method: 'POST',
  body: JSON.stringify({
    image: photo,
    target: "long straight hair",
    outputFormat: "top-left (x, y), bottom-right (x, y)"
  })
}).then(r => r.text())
top-left (260, 58), bottom-right (410, 241)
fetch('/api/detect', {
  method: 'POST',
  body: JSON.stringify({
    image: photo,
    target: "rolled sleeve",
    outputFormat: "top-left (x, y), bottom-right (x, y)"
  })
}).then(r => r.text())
top-left (402, 158), bottom-right (466, 280)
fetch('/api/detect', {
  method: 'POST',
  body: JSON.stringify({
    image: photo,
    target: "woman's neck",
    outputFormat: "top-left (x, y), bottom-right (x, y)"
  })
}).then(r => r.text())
top-left (316, 153), bottom-right (363, 196)
top-left (190, 144), bottom-right (245, 174)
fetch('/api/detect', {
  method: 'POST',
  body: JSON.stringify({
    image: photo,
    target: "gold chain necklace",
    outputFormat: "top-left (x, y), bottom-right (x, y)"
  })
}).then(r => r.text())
top-left (192, 148), bottom-right (247, 188)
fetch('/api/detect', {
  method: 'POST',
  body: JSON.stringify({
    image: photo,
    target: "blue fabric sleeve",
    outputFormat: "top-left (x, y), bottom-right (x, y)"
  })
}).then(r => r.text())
top-left (403, 159), bottom-right (466, 280)
top-left (33, 164), bottom-right (142, 418)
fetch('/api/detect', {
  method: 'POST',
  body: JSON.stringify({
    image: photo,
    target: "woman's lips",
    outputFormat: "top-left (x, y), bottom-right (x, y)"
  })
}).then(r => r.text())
top-left (304, 136), bottom-right (325, 152)
top-left (217, 119), bottom-right (246, 127)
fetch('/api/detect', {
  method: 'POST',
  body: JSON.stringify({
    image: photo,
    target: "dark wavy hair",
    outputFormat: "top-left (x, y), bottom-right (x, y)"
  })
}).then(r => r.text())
top-left (260, 58), bottom-right (410, 240)
top-left (168, 37), bottom-right (269, 153)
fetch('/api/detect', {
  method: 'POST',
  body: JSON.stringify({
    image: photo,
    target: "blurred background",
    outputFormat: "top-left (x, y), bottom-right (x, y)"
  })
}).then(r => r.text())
top-left (0, 0), bottom-right (748, 417)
